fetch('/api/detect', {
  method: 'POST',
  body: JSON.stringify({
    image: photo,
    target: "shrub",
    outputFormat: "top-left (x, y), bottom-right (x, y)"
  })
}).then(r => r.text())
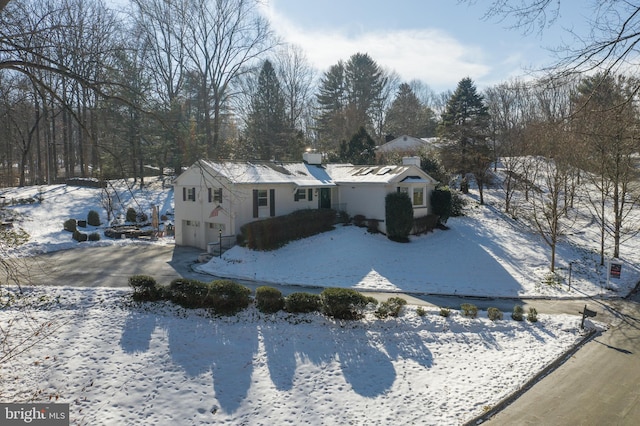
top-left (63, 218), bottom-right (77, 232)
top-left (239, 209), bottom-right (336, 251)
top-left (439, 307), bottom-right (451, 317)
top-left (512, 305), bottom-right (524, 321)
top-left (527, 307), bottom-right (538, 323)
top-left (460, 303), bottom-right (478, 318)
top-left (451, 191), bottom-right (467, 217)
top-left (374, 296), bottom-right (407, 319)
top-left (416, 306), bottom-right (427, 317)
top-left (488, 307), bottom-right (503, 321)
top-left (385, 191), bottom-right (413, 242)
top-left (165, 278), bottom-right (251, 315)
top-left (353, 214), bottom-right (366, 227)
top-left (255, 286), bottom-right (284, 313)
top-left (366, 218), bottom-right (380, 234)
top-left (285, 292), bottom-right (321, 313)
top-left (337, 210), bottom-right (350, 224)
top-left (72, 230), bottom-right (88, 242)
top-left (137, 211), bottom-right (148, 223)
top-left (128, 275), bottom-right (162, 301)
top-left (87, 210), bottom-right (101, 226)
top-left (126, 207), bottom-right (137, 223)
top-left (88, 232), bottom-right (101, 241)
top-left (413, 214), bottom-right (440, 235)
top-left (208, 279), bottom-right (252, 315)
top-left (430, 186), bottom-right (453, 224)
top-left (320, 288), bottom-right (373, 320)
top-left (375, 297), bottom-right (407, 318)
top-left (166, 278), bottom-right (209, 308)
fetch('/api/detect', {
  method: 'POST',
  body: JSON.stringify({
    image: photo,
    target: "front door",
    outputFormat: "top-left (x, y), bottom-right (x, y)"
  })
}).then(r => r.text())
top-left (319, 188), bottom-right (331, 209)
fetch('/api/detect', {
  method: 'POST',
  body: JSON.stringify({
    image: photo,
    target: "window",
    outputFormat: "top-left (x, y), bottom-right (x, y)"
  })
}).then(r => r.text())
top-left (413, 187), bottom-right (424, 206)
top-left (209, 188), bottom-right (222, 203)
top-left (398, 187), bottom-right (409, 194)
top-left (257, 190), bottom-right (268, 207)
top-left (185, 187), bottom-right (196, 202)
top-left (295, 188), bottom-right (306, 201)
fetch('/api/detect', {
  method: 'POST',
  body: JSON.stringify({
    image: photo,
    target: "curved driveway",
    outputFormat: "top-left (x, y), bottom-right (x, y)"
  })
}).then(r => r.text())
top-left (9, 244), bottom-right (640, 424)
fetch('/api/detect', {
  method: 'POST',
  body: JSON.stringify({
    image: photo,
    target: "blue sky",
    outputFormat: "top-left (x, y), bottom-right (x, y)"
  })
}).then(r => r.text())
top-left (261, 0), bottom-right (590, 93)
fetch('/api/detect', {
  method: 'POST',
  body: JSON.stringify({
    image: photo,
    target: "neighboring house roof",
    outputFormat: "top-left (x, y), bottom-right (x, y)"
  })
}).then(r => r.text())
top-left (196, 160), bottom-right (336, 187)
top-left (376, 135), bottom-right (438, 153)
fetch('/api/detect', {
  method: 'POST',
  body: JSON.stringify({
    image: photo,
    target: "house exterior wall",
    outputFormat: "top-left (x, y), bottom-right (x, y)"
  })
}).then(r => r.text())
top-left (174, 161), bottom-right (437, 250)
top-left (174, 166), bottom-right (236, 250)
top-left (175, 164), bottom-right (330, 249)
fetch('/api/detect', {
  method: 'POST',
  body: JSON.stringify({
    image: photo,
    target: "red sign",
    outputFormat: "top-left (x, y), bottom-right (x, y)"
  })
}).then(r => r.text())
top-left (610, 263), bottom-right (622, 279)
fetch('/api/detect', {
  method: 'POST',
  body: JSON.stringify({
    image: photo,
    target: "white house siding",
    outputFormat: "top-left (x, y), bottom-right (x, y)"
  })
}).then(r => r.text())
top-left (339, 184), bottom-right (388, 222)
top-left (174, 160), bottom-right (437, 250)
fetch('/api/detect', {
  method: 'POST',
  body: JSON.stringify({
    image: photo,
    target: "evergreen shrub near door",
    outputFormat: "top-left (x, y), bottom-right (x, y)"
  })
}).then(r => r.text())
top-left (239, 209), bottom-right (336, 250)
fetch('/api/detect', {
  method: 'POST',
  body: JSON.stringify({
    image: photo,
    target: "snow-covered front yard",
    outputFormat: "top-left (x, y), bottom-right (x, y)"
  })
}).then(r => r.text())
top-left (0, 175), bottom-right (631, 424)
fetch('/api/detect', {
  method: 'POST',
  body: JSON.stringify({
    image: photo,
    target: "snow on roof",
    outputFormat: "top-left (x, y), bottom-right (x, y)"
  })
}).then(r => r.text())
top-left (199, 160), bottom-right (335, 187)
top-left (325, 164), bottom-right (421, 184)
top-left (376, 135), bottom-right (437, 153)
top-left (191, 160), bottom-right (435, 186)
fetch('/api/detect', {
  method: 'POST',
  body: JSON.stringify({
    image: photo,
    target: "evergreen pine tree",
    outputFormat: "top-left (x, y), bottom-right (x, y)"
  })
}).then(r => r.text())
top-left (246, 60), bottom-right (291, 160)
top-left (438, 77), bottom-right (492, 203)
top-left (341, 127), bottom-right (376, 165)
top-left (385, 83), bottom-right (436, 138)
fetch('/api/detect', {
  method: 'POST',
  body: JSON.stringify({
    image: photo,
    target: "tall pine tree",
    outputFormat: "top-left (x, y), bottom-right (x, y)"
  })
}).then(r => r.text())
top-left (246, 60), bottom-right (292, 160)
top-left (438, 77), bottom-right (491, 203)
top-left (385, 82), bottom-right (437, 138)
top-left (316, 53), bottom-right (388, 155)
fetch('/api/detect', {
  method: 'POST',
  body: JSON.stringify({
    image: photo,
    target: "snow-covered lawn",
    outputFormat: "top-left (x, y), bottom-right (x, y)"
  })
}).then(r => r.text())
top-left (0, 174), bottom-right (631, 424)
top-left (197, 205), bottom-right (639, 298)
top-left (1, 287), bottom-right (590, 425)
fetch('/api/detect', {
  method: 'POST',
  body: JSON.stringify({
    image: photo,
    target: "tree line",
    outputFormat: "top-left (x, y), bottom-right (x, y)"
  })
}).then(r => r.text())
top-left (2, 0), bottom-right (640, 269)
top-left (0, 0), bottom-right (445, 187)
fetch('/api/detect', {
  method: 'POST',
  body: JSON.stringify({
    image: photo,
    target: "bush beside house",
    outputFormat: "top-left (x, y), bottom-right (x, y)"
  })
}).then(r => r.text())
top-left (239, 209), bottom-right (336, 250)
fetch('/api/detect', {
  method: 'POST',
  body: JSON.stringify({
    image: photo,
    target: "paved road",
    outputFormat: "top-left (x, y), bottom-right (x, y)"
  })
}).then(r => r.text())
top-left (9, 245), bottom-right (608, 315)
top-left (479, 294), bottom-right (640, 426)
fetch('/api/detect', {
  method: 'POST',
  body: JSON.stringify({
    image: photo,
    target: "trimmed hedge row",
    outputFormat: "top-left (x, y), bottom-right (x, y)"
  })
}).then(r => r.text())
top-left (128, 277), bottom-right (541, 324)
top-left (239, 209), bottom-right (336, 251)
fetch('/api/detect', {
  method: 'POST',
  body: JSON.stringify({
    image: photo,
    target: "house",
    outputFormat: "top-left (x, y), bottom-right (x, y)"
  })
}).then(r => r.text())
top-left (173, 153), bottom-right (438, 250)
top-left (376, 135), bottom-right (439, 160)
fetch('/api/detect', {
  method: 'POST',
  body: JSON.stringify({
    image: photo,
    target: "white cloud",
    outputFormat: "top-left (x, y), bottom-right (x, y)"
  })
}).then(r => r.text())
top-left (261, 3), bottom-right (493, 92)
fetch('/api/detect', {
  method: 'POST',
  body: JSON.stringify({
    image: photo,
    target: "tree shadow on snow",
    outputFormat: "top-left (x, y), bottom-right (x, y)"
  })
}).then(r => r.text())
top-left (261, 316), bottom-right (433, 398)
top-left (120, 308), bottom-right (156, 353)
top-left (153, 312), bottom-right (259, 415)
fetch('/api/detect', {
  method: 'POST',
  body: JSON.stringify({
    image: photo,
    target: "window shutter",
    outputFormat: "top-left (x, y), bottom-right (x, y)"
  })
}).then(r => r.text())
top-left (294, 191), bottom-right (299, 201)
top-left (253, 190), bottom-right (259, 218)
top-left (208, 188), bottom-right (212, 203)
top-left (308, 188), bottom-right (313, 201)
top-left (183, 187), bottom-right (186, 201)
top-left (269, 189), bottom-right (275, 217)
